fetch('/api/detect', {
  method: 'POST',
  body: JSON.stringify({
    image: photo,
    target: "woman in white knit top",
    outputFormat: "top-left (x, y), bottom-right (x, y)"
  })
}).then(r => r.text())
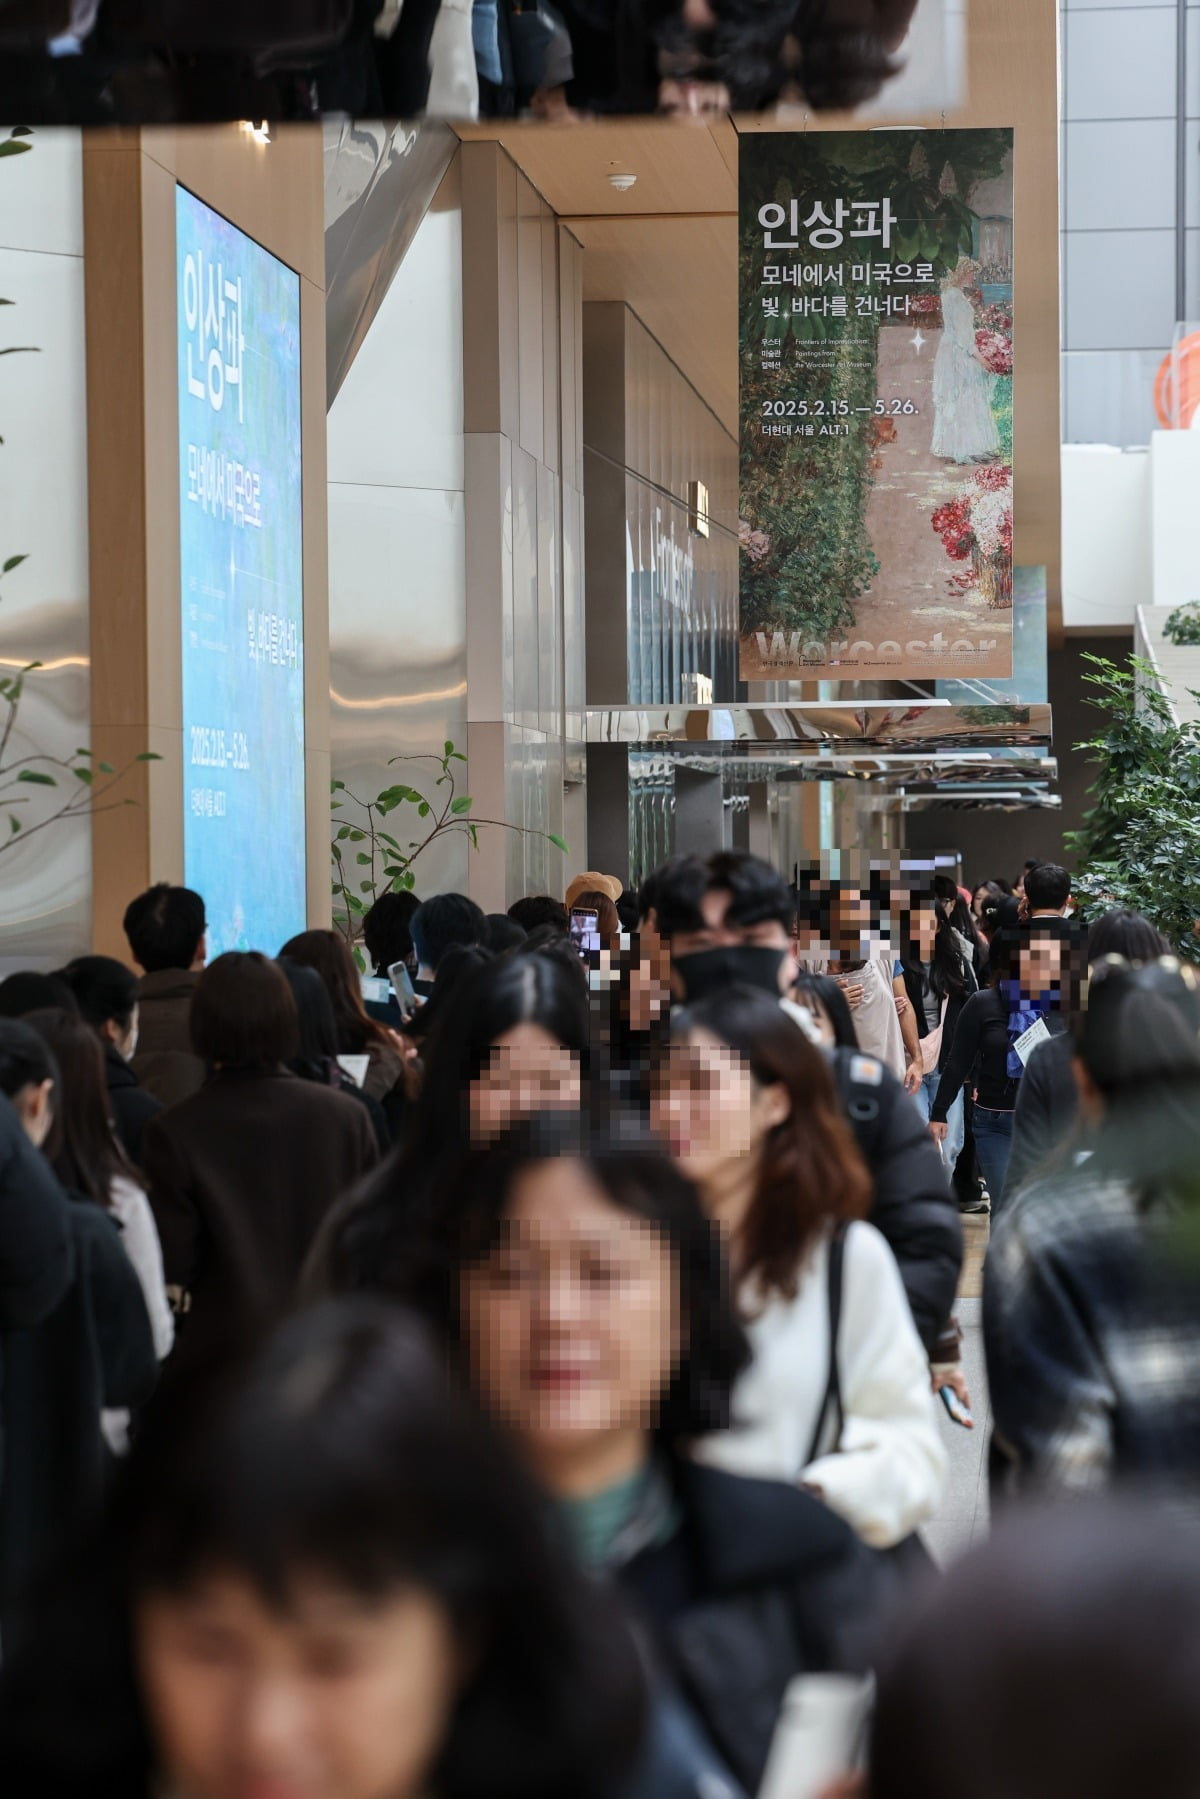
top-left (652, 984), bottom-right (946, 1550)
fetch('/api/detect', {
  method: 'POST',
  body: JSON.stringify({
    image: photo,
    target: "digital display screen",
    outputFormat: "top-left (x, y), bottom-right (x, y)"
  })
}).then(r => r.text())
top-left (176, 185), bottom-right (305, 956)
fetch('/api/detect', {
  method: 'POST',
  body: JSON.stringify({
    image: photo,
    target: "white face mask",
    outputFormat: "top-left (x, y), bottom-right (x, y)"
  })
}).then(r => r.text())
top-left (124, 1028), bottom-right (139, 1062)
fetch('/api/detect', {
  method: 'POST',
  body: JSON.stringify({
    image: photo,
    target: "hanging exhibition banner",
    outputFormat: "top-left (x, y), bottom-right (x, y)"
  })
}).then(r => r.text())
top-left (936, 565), bottom-right (1047, 705)
top-left (739, 128), bottom-right (1015, 684)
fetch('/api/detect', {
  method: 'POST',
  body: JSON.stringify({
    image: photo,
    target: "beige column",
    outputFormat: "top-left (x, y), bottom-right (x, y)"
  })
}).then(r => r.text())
top-left (82, 125), bottom-right (328, 958)
top-left (461, 141), bottom-right (581, 907)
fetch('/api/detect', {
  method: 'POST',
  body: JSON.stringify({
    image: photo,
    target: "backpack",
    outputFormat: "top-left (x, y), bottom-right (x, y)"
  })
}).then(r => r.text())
top-left (101, 0), bottom-right (358, 68)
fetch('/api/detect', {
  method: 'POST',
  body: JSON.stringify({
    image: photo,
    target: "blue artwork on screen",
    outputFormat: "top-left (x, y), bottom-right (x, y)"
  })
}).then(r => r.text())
top-left (176, 185), bottom-right (305, 956)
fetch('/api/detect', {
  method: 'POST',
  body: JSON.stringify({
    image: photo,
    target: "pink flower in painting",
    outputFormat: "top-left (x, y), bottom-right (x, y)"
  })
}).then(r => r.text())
top-left (975, 328), bottom-right (1013, 376)
top-left (739, 518), bottom-right (771, 564)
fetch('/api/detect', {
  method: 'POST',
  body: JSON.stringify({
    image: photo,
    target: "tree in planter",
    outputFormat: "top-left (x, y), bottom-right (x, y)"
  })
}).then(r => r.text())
top-left (1066, 653), bottom-right (1200, 961)
top-left (331, 741), bottom-right (567, 959)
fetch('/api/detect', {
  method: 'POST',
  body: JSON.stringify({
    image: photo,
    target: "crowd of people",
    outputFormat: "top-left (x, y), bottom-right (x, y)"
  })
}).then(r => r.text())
top-left (0, 0), bottom-right (922, 125)
top-left (0, 845), bottom-right (1198, 1796)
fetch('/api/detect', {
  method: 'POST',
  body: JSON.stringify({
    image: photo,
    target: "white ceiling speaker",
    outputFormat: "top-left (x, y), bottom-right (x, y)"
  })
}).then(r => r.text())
top-left (608, 172), bottom-right (638, 192)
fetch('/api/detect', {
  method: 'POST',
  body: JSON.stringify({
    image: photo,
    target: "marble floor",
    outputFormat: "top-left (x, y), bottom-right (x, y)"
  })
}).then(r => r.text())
top-left (925, 1213), bottom-right (991, 1565)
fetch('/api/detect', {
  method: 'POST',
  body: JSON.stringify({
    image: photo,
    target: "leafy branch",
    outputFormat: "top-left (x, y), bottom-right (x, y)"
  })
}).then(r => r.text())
top-left (0, 583), bottom-right (161, 851)
top-left (331, 740), bottom-right (567, 950)
top-left (1067, 653), bottom-right (1200, 961)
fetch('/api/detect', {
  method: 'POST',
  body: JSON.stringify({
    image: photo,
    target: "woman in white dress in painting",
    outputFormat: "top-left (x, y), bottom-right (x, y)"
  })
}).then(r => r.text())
top-left (932, 256), bottom-right (1000, 463)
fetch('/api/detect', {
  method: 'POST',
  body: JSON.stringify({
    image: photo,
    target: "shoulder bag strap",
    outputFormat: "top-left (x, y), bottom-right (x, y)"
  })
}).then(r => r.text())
top-left (804, 1221), bottom-right (848, 1466)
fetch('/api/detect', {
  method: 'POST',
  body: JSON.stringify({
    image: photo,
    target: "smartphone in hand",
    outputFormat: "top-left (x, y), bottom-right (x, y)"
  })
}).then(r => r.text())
top-left (939, 1384), bottom-right (973, 1429)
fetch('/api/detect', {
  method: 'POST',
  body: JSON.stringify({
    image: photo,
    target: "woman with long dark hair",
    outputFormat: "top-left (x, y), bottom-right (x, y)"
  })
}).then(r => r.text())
top-left (278, 929), bottom-right (409, 1134)
top-left (390, 1110), bottom-right (883, 1799)
top-left (277, 957), bottom-right (391, 1154)
top-left (791, 970), bottom-right (859, 1051)
top-left (0, 1299), bottom-right (648, 1799)
top-left (313, 949), bottom-right (589, 1297)
top-left (898, 893), bottom-right (976, 1178)
top-left (651, 986), bottom-right (946, 1550)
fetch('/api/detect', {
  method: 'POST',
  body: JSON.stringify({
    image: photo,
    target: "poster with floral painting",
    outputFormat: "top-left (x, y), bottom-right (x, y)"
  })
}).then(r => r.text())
top-left (739, 128), bottom-right (1015, 683)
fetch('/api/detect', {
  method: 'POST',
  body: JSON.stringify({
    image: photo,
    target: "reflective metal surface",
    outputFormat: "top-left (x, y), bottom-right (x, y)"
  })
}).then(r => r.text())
top-left (586, 703), bottom-right (1054, 751)
top-left (324, 119), bottom-right (457, 407)
top-left (0, 129), bottom-right (91, 972)
top-left (326, 146), bottom-right (470, 899)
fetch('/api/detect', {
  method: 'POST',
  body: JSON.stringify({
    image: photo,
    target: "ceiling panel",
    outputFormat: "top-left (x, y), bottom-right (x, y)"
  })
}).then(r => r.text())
top-left (572, 213), bottom-right (738, 436)
top-left (454, 118), bottom-right (736, 218)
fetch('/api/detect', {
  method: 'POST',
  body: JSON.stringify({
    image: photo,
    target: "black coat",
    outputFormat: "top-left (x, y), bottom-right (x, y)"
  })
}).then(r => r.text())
top-left (0, 1097), bottom-right (75, 1525)
top-left (0, 1195), bottom-right (158, 1624)
top-left (1003, 1031), bottom-right (1080, 1202)
top-left (102, 1043), bottom-right (163, 1168)
top-left (619, 1462), bottom-right (884, 1798)
top-left (142, 1069), bottom-right (378, 1363)
top-left (830, 1048), bottom-right (962, 1356)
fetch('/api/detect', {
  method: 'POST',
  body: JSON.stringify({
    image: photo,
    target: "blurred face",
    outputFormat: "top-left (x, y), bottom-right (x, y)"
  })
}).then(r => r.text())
top-left (913, 908), bottom-right (939, 960)
top-left (793, 991), bottom-right (836, 1049)
top-left (468, 1023), bottom-right (581, 1145)
top-left (108, 1002), bottom-right (140, 1061)
top-left (1020, 935), bottom-right (1064, 1000)
top-left (461, 1158), bottom-right (680, 1471)
top-left (834, 889), bottom-right (872, 960)
top-left (14, 1078), bottom-right (54, 1148)
top-left (137, 1571), bottom-right (461, 1799)
top-left (651, 1027), bottom-right (788, 1187)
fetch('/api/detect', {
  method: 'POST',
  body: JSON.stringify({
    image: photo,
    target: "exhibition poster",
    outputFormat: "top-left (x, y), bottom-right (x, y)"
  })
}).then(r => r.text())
top-left (176, 186), bottom-right (306, 956)
top-left (936, 564), bottom-right (1047, 706)
top-left (739, 128), bottom-right (1015, 683)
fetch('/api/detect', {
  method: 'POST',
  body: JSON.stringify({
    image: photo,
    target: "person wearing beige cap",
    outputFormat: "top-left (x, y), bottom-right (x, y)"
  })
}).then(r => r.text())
top-left (564, 872), bottom-right (623, 911)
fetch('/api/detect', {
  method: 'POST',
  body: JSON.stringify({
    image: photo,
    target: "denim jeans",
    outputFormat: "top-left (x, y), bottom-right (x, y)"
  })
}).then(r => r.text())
top-left (973, 1105), bottom-right (1015, 1207)
top-left (915, 1072), bottom-right (965, 1175)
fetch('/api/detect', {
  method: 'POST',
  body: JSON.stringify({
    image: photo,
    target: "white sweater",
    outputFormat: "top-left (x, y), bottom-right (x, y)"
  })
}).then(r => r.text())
top-left (102, 1172), bottom-right (175, 1455)
top-left (694, 1221), bottom-right (947, 1548)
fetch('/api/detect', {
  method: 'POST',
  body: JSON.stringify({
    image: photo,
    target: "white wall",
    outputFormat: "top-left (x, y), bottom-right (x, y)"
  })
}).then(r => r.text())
top-left (1062, 431), bottom-right (1200, 630)
top-left (0, 129), bottom-right (91, 970)
top-left (1061, 444), bottom-right (1151, 629)
top-left (326, 159), bottom-right (469, 904)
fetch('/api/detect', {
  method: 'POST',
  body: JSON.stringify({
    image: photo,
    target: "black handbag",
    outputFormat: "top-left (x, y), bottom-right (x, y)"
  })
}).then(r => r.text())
top-left (0, 1), bottom-right (75, 47)
top-left (806, 1222), bottom-right (938, 1589)
top-left (101, 0), bottom-right (357, 68)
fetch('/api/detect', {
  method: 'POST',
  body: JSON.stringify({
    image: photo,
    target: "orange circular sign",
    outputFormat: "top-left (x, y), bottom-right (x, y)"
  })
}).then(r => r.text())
top-left (1155, 333), bottom-right (1200, 429)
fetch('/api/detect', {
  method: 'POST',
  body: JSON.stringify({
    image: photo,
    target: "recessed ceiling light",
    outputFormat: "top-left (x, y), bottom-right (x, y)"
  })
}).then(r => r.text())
top-left (608, 172), bottom-right (637, 192)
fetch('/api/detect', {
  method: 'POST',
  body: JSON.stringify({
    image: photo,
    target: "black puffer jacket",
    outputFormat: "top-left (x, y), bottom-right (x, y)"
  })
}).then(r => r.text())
top-left (0, 1097), bottom-right (74, 1514)
top-left (830, 1048), bottom-right (963, 1356)
top-left (618, 1461), bottom-right (885, 1798)
top-left (102, 1044), bottom-right (162, 1169)
top-left (1, 1195), bottom-right (158, 1634)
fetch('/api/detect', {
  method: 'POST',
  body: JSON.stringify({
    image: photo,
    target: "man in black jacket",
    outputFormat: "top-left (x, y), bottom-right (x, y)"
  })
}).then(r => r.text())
top-left (642, 851), bottom-right (963, 1356)
top-left (1004, 908), bottom-right (1169, 1205)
